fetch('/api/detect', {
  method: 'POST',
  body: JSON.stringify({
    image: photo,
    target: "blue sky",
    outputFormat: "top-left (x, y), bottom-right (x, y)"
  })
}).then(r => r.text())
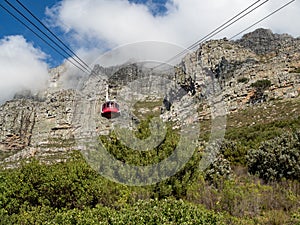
top-left (0, 0), bottom-right (63, 66)
top-left (130, 0), bottom-right (168, 15)
top-left (0, 0), bottom-right (168, 67)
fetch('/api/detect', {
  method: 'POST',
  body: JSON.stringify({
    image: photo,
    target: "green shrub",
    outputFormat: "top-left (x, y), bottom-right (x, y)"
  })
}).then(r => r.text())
top-left (1, 110), bottom-right (300, 224)
top-left (237, 77), bottom-right (249, 83)
top-left (247, 130), bottom-right (300, 182)
top-left (290, 211), bottom-right (300, 224)
top-left (3, 199), bottom-right (225, 225)
top-left (0, 153), bottom-right (127, 215)
top-left (100, 120), bottom-right (179, 166)
top-left (205, 154), bottom-right (232, 184)
top-left (250, 79), bottom-right (271, 90)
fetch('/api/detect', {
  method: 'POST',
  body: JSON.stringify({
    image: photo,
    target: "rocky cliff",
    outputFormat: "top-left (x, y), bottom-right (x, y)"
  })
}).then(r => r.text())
top-left (170, 28), bottom-right (300, 118)
top-left (1, 28), bottom-right (300, 167)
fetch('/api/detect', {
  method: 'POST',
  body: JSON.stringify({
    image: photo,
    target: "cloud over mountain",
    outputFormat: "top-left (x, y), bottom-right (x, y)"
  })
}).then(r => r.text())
top-left (47, 0), bottom-right (300, 51)
top-left (0, 35), bottom-right (49, 104)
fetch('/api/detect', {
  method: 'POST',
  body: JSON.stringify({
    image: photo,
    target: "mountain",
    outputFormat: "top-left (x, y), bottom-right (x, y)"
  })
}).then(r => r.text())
top-left (0, 28), bottom-right (299, 168)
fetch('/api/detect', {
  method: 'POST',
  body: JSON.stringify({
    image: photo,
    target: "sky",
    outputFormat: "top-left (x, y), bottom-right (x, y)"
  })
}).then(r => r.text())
top-left (0, 0), bottom-right (299, 103)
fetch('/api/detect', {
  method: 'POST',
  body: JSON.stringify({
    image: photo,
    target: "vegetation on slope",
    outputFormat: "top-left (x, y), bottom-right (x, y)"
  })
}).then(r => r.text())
top-left (0, 98), bottom-right (300, 224)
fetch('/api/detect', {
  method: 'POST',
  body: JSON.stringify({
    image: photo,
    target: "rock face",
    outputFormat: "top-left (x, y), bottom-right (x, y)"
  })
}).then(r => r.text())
top-left (0, 100), bottom-right (36, 151)
top-left (1, 28), bottom-right (300, 166)
top-left (236, 28), bottom-right (296, 55)
top-left (172, 29), bottom-right (300, 117)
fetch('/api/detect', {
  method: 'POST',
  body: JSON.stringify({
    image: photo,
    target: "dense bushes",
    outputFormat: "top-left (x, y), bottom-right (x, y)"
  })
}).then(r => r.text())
top-left (187, 173), bottom-right (300, 223)
top-left (100, 118), bottom-right (180, 166)
top-left (0, 156), bottom-right (228, 224)
top-left (0, 154), bottom-right (127, 215)
top-left (1, 109), bottom-right (300, 224)
top-left (1, 143), bottom-right (300, 224)
top-left (0, 199), bottom-right (224, 225)
top-left (247, 130), bottom-right (300, 182)
top-left (100, 118), bottom-right (201, 199)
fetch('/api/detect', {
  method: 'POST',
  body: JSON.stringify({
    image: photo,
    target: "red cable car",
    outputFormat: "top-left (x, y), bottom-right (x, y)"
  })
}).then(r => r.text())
top-left (101, 100), bottom-right (120, 119)
top-left (101, 85), bottom-right (120, 119)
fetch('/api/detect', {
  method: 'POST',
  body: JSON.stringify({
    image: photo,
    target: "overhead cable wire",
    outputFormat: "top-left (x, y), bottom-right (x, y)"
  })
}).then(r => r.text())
top-left (0, 3), bottom-right (87, 74)
top-left (4, 0), bottom-right (91, 73)
top-left (229, 0), bottom-right (296, 40)
top-left (152, 0), bottom-right (270, 70)
top-left (155, 0), bottom-right (296, 75)
top-left (155, 0), bottom-right (269, 68)
top-left (185, 0), bottom-right (269, 52)
top-left (3, 0), bottom-right (91, 74)
top-left (15, 0), bottom-right (93, 72)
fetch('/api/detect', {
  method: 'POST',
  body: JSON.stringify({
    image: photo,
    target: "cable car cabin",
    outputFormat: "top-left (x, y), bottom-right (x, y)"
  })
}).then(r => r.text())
top-left (101, 101), bottom-right (120, 119)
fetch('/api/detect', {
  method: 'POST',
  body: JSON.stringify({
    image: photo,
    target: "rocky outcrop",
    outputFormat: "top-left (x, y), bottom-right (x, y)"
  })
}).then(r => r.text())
top-left (171, 29), bottom-right (300, 117)
top-left (236, 28), bottom-right (298, 55)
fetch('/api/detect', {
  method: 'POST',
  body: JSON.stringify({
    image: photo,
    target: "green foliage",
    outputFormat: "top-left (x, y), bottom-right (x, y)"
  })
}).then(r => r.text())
top-left (250, 79), bottom-right (272, 90)
top-left (100, 119), bottom-right (180, 166)
top-left (151, 151), bottom-right (201, 199)
top-left (187, 173), bottom-right (300, 223)
top-left (0, 153), bottom-right (127, 215)
top-left (205, 154), bottom-right (232, 184)
top-left (247, 130), bottom-right (300, 182)
top-left (237, 77), bottom-right (249, 83)
top-left (0, 199), bottom-right (225, 225)
top-left (291, 211), bottom-right (300, 224)
top-left (112, 199), bottom-right (223, 225)
top-left (1, 144), bottom-right (299, 224)
top-left (100, 117), bottom-right (201, 198)
top-left (211, 140), bottom-right (248, 166)
top-left (226, 116), bottom-right (300, 150)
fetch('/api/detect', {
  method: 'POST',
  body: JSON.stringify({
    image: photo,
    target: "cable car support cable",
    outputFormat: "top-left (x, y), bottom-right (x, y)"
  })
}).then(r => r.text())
top-left (15, 0), bottom-right (93, 72)
top-left (3, 0), bottom-right (91, 74)
top-left (152, 0), bottom-right (270, 70)
top-left (0, 3), bottom-right (88, 74)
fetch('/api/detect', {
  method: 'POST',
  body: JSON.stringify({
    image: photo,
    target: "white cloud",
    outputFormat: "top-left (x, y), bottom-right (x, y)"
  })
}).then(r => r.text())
top-left (47, 0), bottom-right (300, 67)
top-left (263, 0), bottom-right (300, 35)
top-left (0, 35), bottom-right (49, 104)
